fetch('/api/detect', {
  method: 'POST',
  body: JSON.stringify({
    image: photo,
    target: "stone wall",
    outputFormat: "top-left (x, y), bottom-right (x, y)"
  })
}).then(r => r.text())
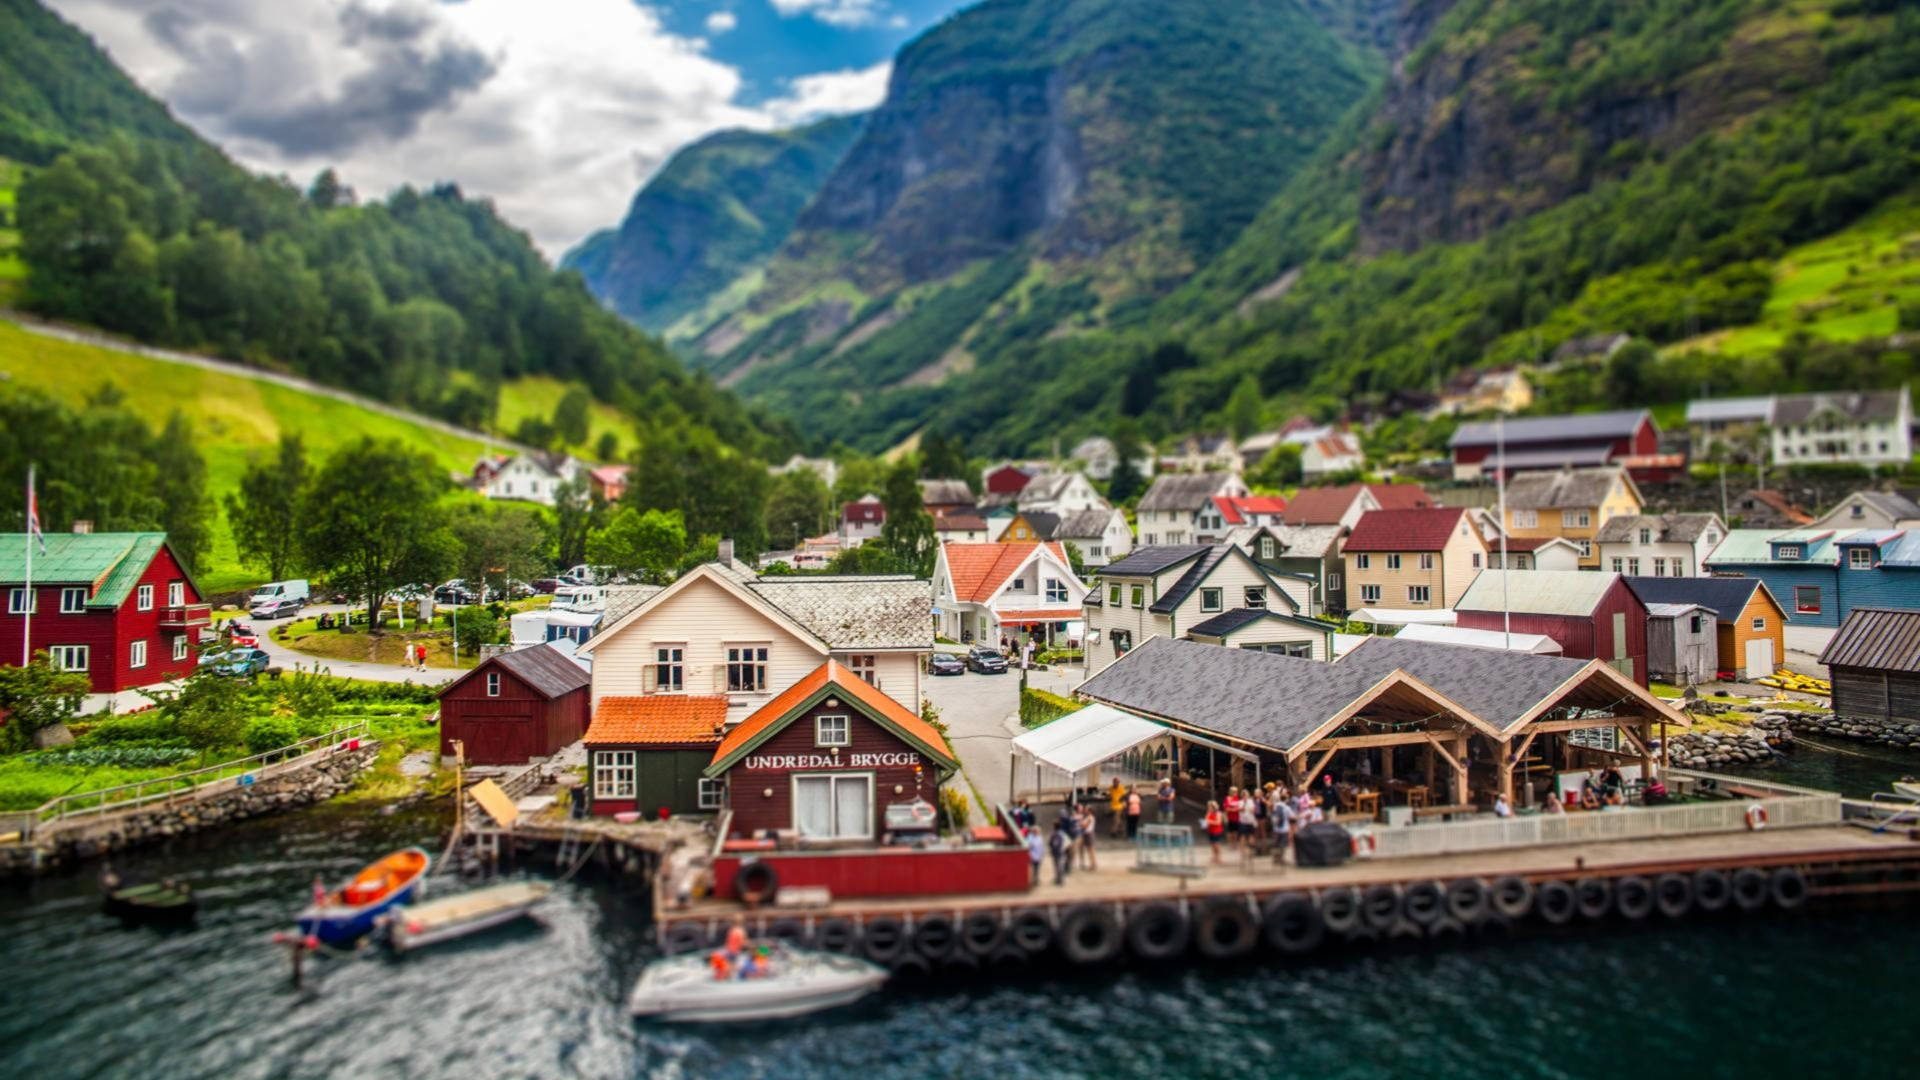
top-left (1786, 711), bottom-right (1920, 749)
top-left (0, 746), bottom-right (379, 877)
top-left (1658, 712), bottom-right (1794, 769)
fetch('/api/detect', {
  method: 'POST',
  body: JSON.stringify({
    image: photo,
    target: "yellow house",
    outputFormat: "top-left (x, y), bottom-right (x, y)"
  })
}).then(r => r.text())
top-left (1000, 511), bottom-right (1059, 543)
top-left (1342, 507), bottom-right (1489, 611)
top-left (1501, 467), bottom-right (1643, 569)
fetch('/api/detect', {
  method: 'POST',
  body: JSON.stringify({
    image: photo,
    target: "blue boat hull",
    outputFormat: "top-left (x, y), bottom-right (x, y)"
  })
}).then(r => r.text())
top-left (296, 881), bottom-right (422, 945)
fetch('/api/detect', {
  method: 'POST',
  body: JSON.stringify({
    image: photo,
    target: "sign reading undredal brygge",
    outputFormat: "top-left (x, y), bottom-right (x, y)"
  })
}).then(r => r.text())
top-left (742, 751), bottom-right (920, 771)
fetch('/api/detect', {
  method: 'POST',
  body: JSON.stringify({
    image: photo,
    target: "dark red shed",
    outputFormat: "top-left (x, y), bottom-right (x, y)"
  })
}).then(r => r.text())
top-left (1454, 570), bottom-right (1650, 685)
top-left (437, 645), bottom-right (590, 764)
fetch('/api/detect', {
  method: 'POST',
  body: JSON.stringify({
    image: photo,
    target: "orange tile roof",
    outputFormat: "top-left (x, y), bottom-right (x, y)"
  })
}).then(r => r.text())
top-left (586, 695), bottom-right (728, 746)
top-left (997, 609), bottom-right (1085, 623)
top-left (942, 542), bottom-right (1063, 602)
top-left (710, 660), bottom-right (957, 770)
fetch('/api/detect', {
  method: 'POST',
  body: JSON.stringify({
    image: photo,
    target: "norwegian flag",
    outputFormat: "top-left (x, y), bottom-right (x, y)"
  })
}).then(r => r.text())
top-left (26, 467), bottom-right (46, 555)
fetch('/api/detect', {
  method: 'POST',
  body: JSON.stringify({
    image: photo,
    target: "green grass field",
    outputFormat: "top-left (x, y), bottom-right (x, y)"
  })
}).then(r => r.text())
top-left (0, 317), bottom-right (498, 594)
top-left (0, 158), bottom-right (23, 308)
top-left (493, 374), bottom-right (635, 460)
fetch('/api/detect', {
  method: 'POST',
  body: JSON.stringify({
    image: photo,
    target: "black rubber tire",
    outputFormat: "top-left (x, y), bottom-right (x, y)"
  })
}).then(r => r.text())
top-left (1575, 877), bottom-right (1612, 920)
top-left (737, 861), bottom-right (778, 905)
top-left (1058, 905), bottom-right (1124, 965)
top-left (1317, 885), bottom-right (1361, 933)
top-left (961, 911), bottom-right (1006, 957)
top-left (1010, 910), bottom-right (1053, 954)
top-left (1491, 875), bottom-right (1534, 920)
top-left (1262, 893), bottom-right (1325, 955)
top-left (1427, 915), bottom-right (1466, 941)
top-left (1402, 880), bottom-right (1445, 927)
top-left (1536, 880), bottom-right (1576, 925)
top-left (1654, 873), bottom-right (1693, 919)
top-left (766, 918), bottom-right (807, 945)
top-left (986, 945), bottom-right (1030, 971)
top-left (941, 948), bottom-right (981, 973)
top-left (1731, 867), bottom-right (1769, 912)
top-left (1771, 867), bottom-right (1809, 910)
top-left (1693, 868), bottom-right (1732, 913)
top-left (663, 923), bottom-right (709, 955)
top-left (1475, 912), bottom-right (1513, 938)
top-left (1343, 923), bottom-right (1382, 945)
top-left (862, 916), bottom-right (908, 964)
top-left (889, 952), bottom-right (933, 981)
top-left (1614, 875), bottom-right (1654, 920)
top-left (1361, 883), bottom-right (1403, 930)
top-left (1446, 878), bottom-right (1490, 924)
top-left (1125, 901), bottom-right (1191, 961)
top-left (912, 914), bottom-right (957, 961)
top-left (1388, 918), bottom-right (1424, 941)
top-left (1193, 897), bottom-right (1260, 959)
top-left (814, 918), bottom-right (859, 954)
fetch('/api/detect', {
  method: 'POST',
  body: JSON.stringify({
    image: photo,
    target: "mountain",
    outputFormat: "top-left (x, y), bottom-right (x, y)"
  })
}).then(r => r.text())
top-left (0, 0), bottom-right (205, 165)
top-left (562, 113), bottom-right (866, 336)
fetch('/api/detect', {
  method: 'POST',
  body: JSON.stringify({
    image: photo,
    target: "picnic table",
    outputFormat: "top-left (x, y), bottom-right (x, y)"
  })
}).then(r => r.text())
top-left (1411, 803), bottom-right (1480, 822)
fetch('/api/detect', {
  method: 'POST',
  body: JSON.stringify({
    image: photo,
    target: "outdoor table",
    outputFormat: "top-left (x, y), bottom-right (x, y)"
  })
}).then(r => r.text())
top-left (1349, 790), bottom-right (1381, 817)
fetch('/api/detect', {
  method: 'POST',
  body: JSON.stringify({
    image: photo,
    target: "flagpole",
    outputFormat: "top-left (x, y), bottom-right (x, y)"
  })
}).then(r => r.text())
top-left (1495, 418), bottom-right (1510, 651)
top-left (23, 464), bottom-right (34, 667)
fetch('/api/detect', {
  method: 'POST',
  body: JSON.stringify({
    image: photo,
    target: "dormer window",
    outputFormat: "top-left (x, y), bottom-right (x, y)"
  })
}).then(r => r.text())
top-left (1848, 547), bottom-right (1874, 570)
top-left (1638, 528), bottom-right (1651, 545)
top-left (1849, 504), bottom-right (1864, 518)
top-left (1777, 545), bottom-right (1802, 560)
top-left (1260, 537), bottom-right (1276, 560)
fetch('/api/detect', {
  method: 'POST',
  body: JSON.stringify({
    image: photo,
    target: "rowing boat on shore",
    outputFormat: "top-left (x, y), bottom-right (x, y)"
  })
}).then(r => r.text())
top-left (383, 881), bottom-right (551, 952)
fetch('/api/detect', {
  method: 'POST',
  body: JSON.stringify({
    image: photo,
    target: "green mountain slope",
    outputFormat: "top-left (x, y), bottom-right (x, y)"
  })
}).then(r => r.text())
top-left (0, 0), bottom-right (204, 165)
top-left (562, 114), bottom-right (865, 335)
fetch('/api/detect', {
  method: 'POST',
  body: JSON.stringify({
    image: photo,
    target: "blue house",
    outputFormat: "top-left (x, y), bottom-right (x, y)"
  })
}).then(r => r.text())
top-left (1704, 526), bottom-right (1920, 628)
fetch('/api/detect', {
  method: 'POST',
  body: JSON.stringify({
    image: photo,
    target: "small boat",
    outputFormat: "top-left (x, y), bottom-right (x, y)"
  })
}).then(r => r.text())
top-left (383, 880), bottom-right (552, 952)
top-left (1894, 777), bottom-right (1920, 801)
top-left (297, 848), bottom-right (430, 946)
top-left (102, 879), bottom-right (198, 925)
top-left (628, 947), bottom-right (888, 1022)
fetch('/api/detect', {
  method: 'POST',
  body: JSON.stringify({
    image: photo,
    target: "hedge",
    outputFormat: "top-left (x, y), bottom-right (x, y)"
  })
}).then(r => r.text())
top-left (1019, 687), bottom-right (1080, 729)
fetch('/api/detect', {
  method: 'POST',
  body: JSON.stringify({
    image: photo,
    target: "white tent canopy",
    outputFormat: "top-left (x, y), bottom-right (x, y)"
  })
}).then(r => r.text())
top-left (1348, 607), bottom-right (1458, 626)
top-left (1395, 622), bottom-right (1562, 655)
top-left (1012, 703), bottom-right (1168, 776)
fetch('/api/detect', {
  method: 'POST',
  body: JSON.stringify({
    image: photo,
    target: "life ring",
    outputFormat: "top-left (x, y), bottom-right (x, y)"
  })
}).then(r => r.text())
top-left (1770, 867), bottom-right (1809, 910)
top-left (1349, 831), bottom-right (1377, 859)
top-left (861, 915), bottom-right (908, 963)
top-left (1262, 893), bottom-right (1325, 955)
top-left (1692, 868), bottom-right (1731, 912)
top-left (1445, 878), bottom-right (1490, 924)
top-left (1193, 897), bottom-right (1259, 958)
top-left (1125, 901), bottom-right (1191, 961)
top-left (1730, 867), bottom-right (1770, 912)
top-left (1490, 875), bottom-right (1534, 920)
top-left (1614, 875), bottom-right (1654, 920)
top-left (1654, 873), bottom-right (1693, 919)
top-left (813, 918), bottom-right (859, 954)
top-left (1317, 885), bottom-right (1362, 933)
top-left (736, 861), bottom-right (778, 905)
top-left (960, 911), bottom-right (1006, 957)
top-left (912, 914), bottom-right (957, 961)
top-left (1535, 880), bottom-right (1576, 925)
top-left (1745, 804), bottom-right (1768, 830)
top-left (1010, 910), bottom-right (1054, 954)
top-left (1360, 883), bottom-right (1403, 930)
top-left (1402, 880), bottom-right (1445, 927)
top-left (1574, 877), bottom-right (1612, 920)
top-left (1058, 904), bottom-right (1124, 965)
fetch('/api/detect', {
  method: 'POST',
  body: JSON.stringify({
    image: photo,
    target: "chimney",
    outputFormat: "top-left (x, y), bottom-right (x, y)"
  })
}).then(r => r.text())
top-left (718, 538), bottom-right (734, 568)
top-left (71, 520), bottom-right (92, 534)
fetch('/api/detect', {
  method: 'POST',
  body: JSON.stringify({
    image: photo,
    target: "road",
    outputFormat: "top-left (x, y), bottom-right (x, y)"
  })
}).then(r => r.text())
top-left (249, 603), bottom-right (466, 684)
top-left (925, 662), bottom-right (1082, 814)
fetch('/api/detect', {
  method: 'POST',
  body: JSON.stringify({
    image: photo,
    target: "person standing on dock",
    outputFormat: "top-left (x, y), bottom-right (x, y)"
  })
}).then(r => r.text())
top-left (1049, 817), bottom-right (1074, 885)
top-left (1075, 804), bottom-right (1098, 871)
top-left (1203, 801), bottom-right (1225, 864)
top-left (1125, 787), bottom-right (1143, 841)
top-left (1270, 789), bottom-right (1297, 866)
top-left (1026, 826), bottom-right (1045, 886)
top-left (1223, 788), bottom-right (1244, 853)
top-left (1107, 778), bottom-right (1128, 838)
top-left (1156, 778), bottom-right (1176, 824)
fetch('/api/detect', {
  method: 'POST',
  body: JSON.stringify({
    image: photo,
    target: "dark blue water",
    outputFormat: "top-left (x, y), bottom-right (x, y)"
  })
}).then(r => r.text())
top-left (0, 798), bottom-right (1911, 1079)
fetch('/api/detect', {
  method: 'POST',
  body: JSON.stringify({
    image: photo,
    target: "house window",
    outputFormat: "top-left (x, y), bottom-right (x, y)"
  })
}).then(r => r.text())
top-left (1472, 553), bottom-right (1482, 569)
top-left (1408, 585), bottom-right (1432, 605)
top-left (1130, 585), bottom-right (1145, 608)
top-left (1578, 540), bottom-right (1592, 558)
top-left (1849, 503), bottom-right (1864, 518)
top-left (55, 587), bottom-right (85, 614)
top-left (1849, 547), bottom-right (1874, 569)
top-left (1612, 558), bottom-right (1624, 573)
top-left (1517, 554), bottom-right (1532, 570)
top-left (1355, 554), bottom-right (1371, 570)
top-left (1113, 630), bottom-right (1133, 656)
top-left (173, 636), bottom-right (189, 662)
top-left (1512, 510), bottom-right (1538, 528)
top-left (1690, 615), bottom-right (1704, 634)
top-left (1418, 553), bottom-right (1434, 571)
top-left (727, 645), bottom-right (770, 692)
top-left (816, 714), bottom-right (851, 747)
top-left (1627, 558), bottom-right (1640, 575)
top-left (1244, 586), bottom-right (1267, 609)
top-left (1638, 528), bottom-right (1652, 544)
top-left (593, 751), bottom-right (636, 799)
top-left (698, 777), bottom-right (726, 810)
top-left (486, 671), bottom-right (501, 697)
top-left (129, 639), bottom-right (147, 669)
top-left (1777, 545), bottom-right (1801, 560)
top-left (1011, 577), bottom-right (1027, 592)
top-left (1573, 512), bottom-right (1591, 528)
top-left (7, 588), bottom-right (35, 614)
top-left (1200, 588), bottom-right (1223, 613)
top-left (48, 645), bottom-right (88, 671)
top-left (1651, 558), bottom-right (1665, 577)
top-left (1247, 642), bottom-right (1314, 658)
top-left (1260, 537), bottom-right (1276, 560)
top-left (1108, 584), bottom-right (1122, 606)
top-left (1360, 584), bottom-right (1382, 604)
top-left (137, 585), bottom-right (154, 611)
top-left (1045, 578), bottom-right (1068, 604)
top-left (848, 653), bottom-right (877, 686)
top-left (793, 773), bottom-right (872, 840)
top-left (1386, 554), bottom-right (1402, 570)
top-left (1793, 587), bottom-right (1821, 614)
top-left (654, 645), bottom-right (684, 692)
top-left (167, 582), bottom-right (184, 607)
top-left (1328, 573), bottom-right (1342, 590)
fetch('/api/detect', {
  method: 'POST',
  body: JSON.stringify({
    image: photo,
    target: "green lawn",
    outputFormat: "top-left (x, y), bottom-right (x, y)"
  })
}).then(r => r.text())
top-left (494, 374), bottom-right (634, 461)
top-left (0, 158), bottom-right (22, 307)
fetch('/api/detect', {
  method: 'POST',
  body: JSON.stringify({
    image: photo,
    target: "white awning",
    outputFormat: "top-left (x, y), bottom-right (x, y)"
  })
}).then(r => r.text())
top-left (1011, 703), bottom-right (1168, 776)
top-left (1348, 606), bottom-right (1457, 626)
top-left (1395, 621), bottom-right (1562, 655)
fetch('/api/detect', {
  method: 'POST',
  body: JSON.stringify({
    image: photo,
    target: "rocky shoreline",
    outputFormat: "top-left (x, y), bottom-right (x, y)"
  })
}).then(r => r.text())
top-left (1659, 712), bottom-right (1793, 770)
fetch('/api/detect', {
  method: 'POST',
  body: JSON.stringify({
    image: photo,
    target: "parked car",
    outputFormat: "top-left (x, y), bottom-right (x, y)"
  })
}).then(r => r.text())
top-left (249, 596), bottom-right (303, 620)
top-left (532, 578), bottom-right (563, 595)
top-left (505, 580), bottom-right (535, 600)
top-left (209, 647), bottom-right (271, 677)
top-left (434, 580), bottom-right (479, 605)
top-left (248, 579), bottom-right (310, 608)
top-left (929, 652), bottom-right (966, 676)
top-left (966, 645), bottom-right (1009, 674)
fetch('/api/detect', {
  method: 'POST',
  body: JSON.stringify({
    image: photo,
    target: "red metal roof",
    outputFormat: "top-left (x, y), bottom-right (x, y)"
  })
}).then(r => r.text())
top-left (710, 660), bottom-right (956, 769)
top-left (585, 695), bottom-right (728, 746)
top-left (842, 500), bottom-right (885, 524)
top-left (1343, 507), bottom-right (1470, 552)
top-left (1212, 494), bottom-right (1288, 525)
top-left (943, 542), bottom-right (1064, 602)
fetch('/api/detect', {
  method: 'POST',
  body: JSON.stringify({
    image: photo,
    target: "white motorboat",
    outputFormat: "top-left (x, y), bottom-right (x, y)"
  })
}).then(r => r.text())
top-left (628, 947), bottom-right (888, 1022)
top-left (1893, 777), bottom-right (1920, 801)
top-left (384, 881), bottom-right (551, 952)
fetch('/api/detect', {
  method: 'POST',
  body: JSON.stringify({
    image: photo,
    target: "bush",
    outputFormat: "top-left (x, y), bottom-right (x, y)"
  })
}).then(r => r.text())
top-left (243, 715), bottom-right (304, 755)
top-left (1019, 687), bottom-right (1079, 728)
top-left (77, 711), bottom-right (183, 743)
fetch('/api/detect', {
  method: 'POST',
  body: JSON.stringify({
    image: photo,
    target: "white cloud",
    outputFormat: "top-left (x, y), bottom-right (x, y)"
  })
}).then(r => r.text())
top-left (768, 0), bottom-right (890, 29)
top-left (44, 0), bottom-right (891, 257)
top-left (705, 10), bottom-right (738, 34)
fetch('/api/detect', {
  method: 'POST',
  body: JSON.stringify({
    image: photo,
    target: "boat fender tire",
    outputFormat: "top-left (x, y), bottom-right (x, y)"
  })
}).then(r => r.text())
top-left (1124, 901), bottom-right (1191, 961)
top-left (1361, 883), bottom-right (1403, 930)
top-left (1388, 918), bottom-right (1424, 941)
top-left (1614, 875), bottom-right (1654, 920)
top-left (1653, 873), bottom-right (1693, 919)
top-left (940, 948), bottom-right (981, 973)
top-left (1010, 910), bottom-right (1054, 955)
top-left (1342, 924), bottom-right (1381, 945)
top-left (1475, 912), bottom-right (1513, 938)
top-left (1574, 877), bottom-right (1612, 920)
top-left (1194, 897), bottom-right (1260, 959)
top-left (1058, 904), bottom-right (1124, 965)
top-left (961, 911), bottom-right (1006, 957)
top-left (1445, 878), bottom-right (1490, 924)
top-left (1427, 915), bottom-right (1466, 941)
top-left (861, 916), bottom-right (909, 964)
top-left (736, 861), bottom-right (778, 905)
top-left (1262, 893), bottom-right (1325, 955)
top-left (1490, 875), bottom-right (1534, 919)
top-left (888, 952), bottom-right (933, 981)
top-left (1402, 880), bottom-right (1445, 927)
top-left (1535, 880), bottom-right (1576, 925)
top-left (1731, 867), bottom-right (1769, 912)
top-left (1317, 886), bottom-right (1361, 934)
top-left (766, 918), bottom-right (807, 945)
top-left (1692, 868), bottom-right (1731, 913)
top-left (814, 918), bottom-right (859, 954)
top-left (662, 923), bottom-right (709, 955)
top-left (1770, 867), bottom-right (1809, 910)
top-left (912, 914), bottom-right (958, 961)
top-left (986, 945), bottom-right (1030, 971)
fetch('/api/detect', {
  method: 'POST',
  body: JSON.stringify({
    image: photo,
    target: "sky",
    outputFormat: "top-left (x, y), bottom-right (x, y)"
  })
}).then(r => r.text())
top-left (46, 0), bottom-right (973, 257)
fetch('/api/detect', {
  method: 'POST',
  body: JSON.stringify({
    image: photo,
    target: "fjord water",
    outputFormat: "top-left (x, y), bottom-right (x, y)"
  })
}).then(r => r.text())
top-left (0, 802), bottom-right (1910, 1080)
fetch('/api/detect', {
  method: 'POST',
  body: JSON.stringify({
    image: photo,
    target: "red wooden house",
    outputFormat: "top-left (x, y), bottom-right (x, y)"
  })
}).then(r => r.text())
top-left (1, 532), bottom-right (209, 693)
top-left (583, 694), bottom-right (728, 818)
top-left (982, 463), bottom-right (1039, 497)
top-left (437, 645), bottom-right (590, 764)
top-left (1449, 409), bottom-right (1659, 481)
top-left (1454, 570), bottom-right (1650, 685)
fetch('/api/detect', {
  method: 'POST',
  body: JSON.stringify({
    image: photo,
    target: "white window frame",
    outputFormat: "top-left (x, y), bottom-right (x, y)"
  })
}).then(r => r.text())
top-left (1355, 554), bottom-right (1371, 570)
top-left (593, 750), bottom-right (636, 799)
top-left (1408, 585), bottom-right (1431, 605)
top-left (816, 714), bottom-right (851, 747)
top-left (697, 777), bottom-right (726, 810)
top-left (137, 584), bottom-right (154, 611)
top-left (1777, 545), bottom-right (1801, 560)
top-left (848, 654), bottom-right (877, 687)
top-left (1108, 584), bottom-right (1122, 606)
top-left (1260, 537), bottom-right (1276, 560)
top-left (1627, 558), bottom-right (1640, 575)
top-left (167, 581), bottom-right (185, 607)
top-left (1360, 584), bottom-right (1382, 604)
top-left (486, 671), bottom-right (501, 697)
top-left (1793, 587), bottom-right (1820, 614)
top-left (1512, 510), bottom-right (1538, 528)
top-left (48, 644), bottom-right (88, 671)
top-left (654, 644), bottom-right (685, 693)
top-left (1011, 577), bottom-right (1027, 592)
top-left (1130, 585), bottom-right (1145, 608)
top-left (8, 588), bottom-right (35, 614)
top-left (1045, 578), bottom-right (1068, 604)
top-left (1752, 616), bottom-right (1766, 631)
top-left (1578, 540), bottom-right (1592, 558)
top-left (727, 644), bottom-right (770, 692)
top-left (791, 772), bottom-right (874, 841)
top-left (129, 639), bottom-right (147, 669)
top-left (1112, 629), bottom-right (1133, 656)
top-left (1200, 587), bottom-right (1223, 613)
top-left (1328, 573), bottom-right (1342, 590)
top-left (1418, 553), bottom-right (1434, 571)
top-left (1849, 547), bottom-right (1874, 569)
top-left (1244, 586), bottom-right (1267, 609)
top-left (172, 636), bottom-right (189, 662)
top-left (1386, 554), bottom-right (1402, 570)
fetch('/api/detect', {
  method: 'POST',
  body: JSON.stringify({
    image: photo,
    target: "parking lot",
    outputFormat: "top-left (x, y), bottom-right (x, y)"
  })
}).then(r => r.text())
top-left (924, 659), bottom-right (1082, 812)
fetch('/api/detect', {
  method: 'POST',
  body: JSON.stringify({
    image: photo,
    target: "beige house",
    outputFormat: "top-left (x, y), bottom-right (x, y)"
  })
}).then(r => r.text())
top-left (1595, 513), bottom-right (1726, 578)
top-left (1343, 507), bottom-right (1489, 612)
top-left (1083, 544), bottom-right (1318, 676)
top-left (1136, 472), bottom-right (1248, 546)
top-left (576, 557), bottom-right (931, 723)
top-left (1501, 466), bottom-right (1643, 569)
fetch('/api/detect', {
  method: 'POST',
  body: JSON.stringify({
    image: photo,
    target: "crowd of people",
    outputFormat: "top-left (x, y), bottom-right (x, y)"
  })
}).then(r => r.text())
top-left (1015, 777), bottom-right (1341, 881)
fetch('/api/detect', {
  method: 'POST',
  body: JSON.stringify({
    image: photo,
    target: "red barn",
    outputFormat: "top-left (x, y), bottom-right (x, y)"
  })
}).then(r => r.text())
top-left (437, 645), bottom-right (590, 764)
top-left (1454, 570), bottom-right (1650, 685)
top-left (0, 532), bottom-right (208, 693)
top-left (982, 463), bottom-right (1038, 496)
top-left (1448, 409), bottom-right (1659, 481)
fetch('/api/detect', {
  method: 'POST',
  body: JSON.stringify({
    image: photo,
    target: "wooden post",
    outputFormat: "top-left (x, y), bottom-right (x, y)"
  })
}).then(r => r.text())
top-left (1382, 747), bottom-right (1395, 784)
top-left (1453, 735), bottom-right (1469, 805)
top-left (1423, 744), bottom-right (1435, 789)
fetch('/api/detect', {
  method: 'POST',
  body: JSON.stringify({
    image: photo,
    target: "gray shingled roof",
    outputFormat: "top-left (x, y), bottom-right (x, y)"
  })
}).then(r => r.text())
top-left (918, 478), bottom-right (974, 506)
top-left (1456, 569), bottom-right (1623, 617)
top-left (1623, 576), bottom-right (1768, 623)
top-left (1503, 467), bottom-right (1628, 510)
top-left (1016, 511), bottom-right (1062, 540)
top-left (1095, 545), bottom-right (1210, 578)
top-left (1150, 545), bottom-right (1295, 614)
top-left (1186, 607), bottom-right (1328, 639)
top-left (1851, 490), bottom-right (1920, 520)
top-left (1055, 508), bottom-right (1117, 540)
top-left (1820, 607), bottom-right (1920, 672)
top-left (1336, 636), bottom-right (1593, 732)
top-left (1773, 390), bottom-right (1906, 426)
top-left (1451, 409), bottom-right (1646, 449)
top-left (602, 585), bottom-right (665, 625)
top-left (1018, 473), bottom-right (1077, 504)
top-left (1594, 513), bottom-right (1723, 544)
top-left (443, 643), bottom-right (590, 701)
top-left (746, 575), bottom-right (933, 649)
top-left (1138, 472), bottom-right (1236, 512)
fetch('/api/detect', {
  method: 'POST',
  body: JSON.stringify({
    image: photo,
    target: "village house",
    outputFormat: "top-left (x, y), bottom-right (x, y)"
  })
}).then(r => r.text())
top-left (1704, 526), bottom-right (1920, 657)
top-left (917, 479), bottom-right (976, 516)
top-left (1301, 431), bottom-right (1365, 478)
top-left (1486, 536), bottom-right (1584, 572)
top-left (1772, 388), bottom-right (1913, 467)
top-left (999, 510), bottom-right (1060, 544)
top-left (1684, 396), bottom-right (1773, 456)
top-left (1499, 466), bottom-right (1644, 569)
top-left (1229, 524), bottom-right (1346, 615)
top-left (770, 454), bottom-right (840, 492)
top-left (1210, 494), bottom-right (1290, 530)
top-left (1625, 576), bottom-right (1787, 681)
top-left (931, 541), bottom-right (1088, 647)
top-left (1159, 433), bottom-right (1242, 475)
top-left (1640, 602), bottom-right (1720, 685)
top-left (1449, 409), bottom-right (1658, 482)
top-left (1083, 544), bottom-right (1320, 675)
top-left (1071, 436), bottom-right (1121, 480)
top-left (1432, 367), bottom-right (1534, 417)
top-left (979, 461), bottom-right (1047, 502)
top-left (1343, 507), bottom-right (1489, 613)
top-left (1053, 507), bottom-right (1134, 567)
top-left (932, 509), bottom-right (989, 545)
top-left (0, 531), bottom-right (209, 694)
top-left (1820, 608), bottom-right (1920, 728)
top-left (838, 495), bottom-right (885, 547)
top-left (478, 450), bottom-right (584, 506)
top-left (581, 694), bottom-right (729, 818)
top-left (1455, 570), bottom-right (1649, 685)
top-left (1809, 490), bottom-right (1920, 532)
top-left (1595, 513), bottom-right (1726, 578)
top-left (1136, 472), bottom-right (1248, 546)
top-left (1731, 489), bottom-right (1813, 529)
top-left (437, 644), bottom-right (590, 765)
top-left (1011, 472), bottom-right (1106, 516)
top-left (587, 464), bottom-right (630, 503)
top-left (1279, 482), bottom-right (1433, 529)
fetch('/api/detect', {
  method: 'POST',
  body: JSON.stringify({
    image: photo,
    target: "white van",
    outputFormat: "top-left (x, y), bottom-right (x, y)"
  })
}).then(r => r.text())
top-left (249, 579), bottom-right (310, 607)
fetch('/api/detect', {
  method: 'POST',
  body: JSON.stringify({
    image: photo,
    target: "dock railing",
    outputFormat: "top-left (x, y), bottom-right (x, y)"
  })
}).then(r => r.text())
top-left (1364, 770), bottom-right (1842, 860)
